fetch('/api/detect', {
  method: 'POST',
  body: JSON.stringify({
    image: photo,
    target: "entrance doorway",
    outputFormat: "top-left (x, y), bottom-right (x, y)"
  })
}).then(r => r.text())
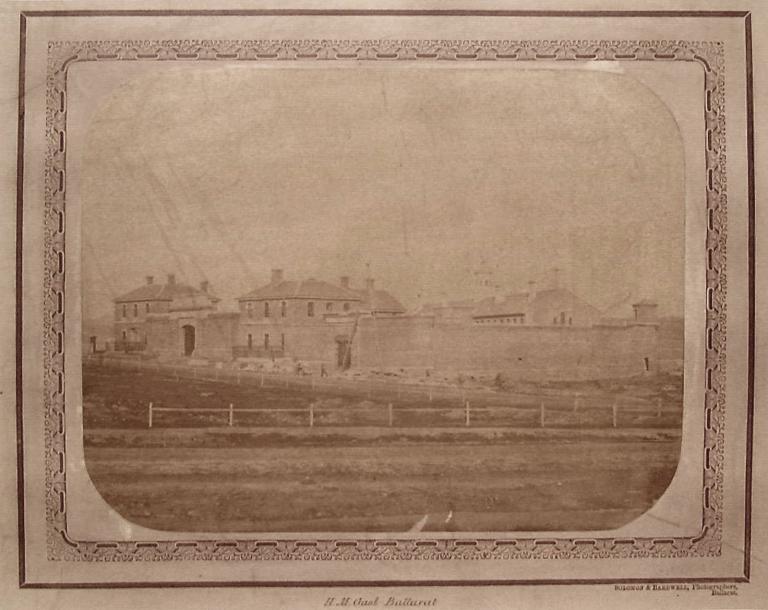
top-left (336, 338), bottom-right (351, 369)
top-left (182, 325), bottom-right (196, 357)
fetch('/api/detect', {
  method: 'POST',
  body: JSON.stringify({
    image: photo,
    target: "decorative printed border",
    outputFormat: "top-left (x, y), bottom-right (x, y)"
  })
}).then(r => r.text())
top-left (42, 39), bottom-right (726, 562)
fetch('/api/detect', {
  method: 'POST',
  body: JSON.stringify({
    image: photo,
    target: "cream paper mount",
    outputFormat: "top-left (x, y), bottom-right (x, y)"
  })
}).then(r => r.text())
top-left (42, 38), bottom-right (726, 562)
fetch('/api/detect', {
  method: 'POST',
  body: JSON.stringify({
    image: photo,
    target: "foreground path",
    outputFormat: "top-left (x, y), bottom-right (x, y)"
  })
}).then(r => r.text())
top-left (83, 433), bottom-right (680, 533)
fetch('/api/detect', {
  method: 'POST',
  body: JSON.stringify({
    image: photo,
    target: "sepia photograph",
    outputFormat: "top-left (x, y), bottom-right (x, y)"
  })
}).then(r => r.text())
top-left (79, 63), bottom-right (685, 534)
top-left (5, 3), bottom-right (764, 604)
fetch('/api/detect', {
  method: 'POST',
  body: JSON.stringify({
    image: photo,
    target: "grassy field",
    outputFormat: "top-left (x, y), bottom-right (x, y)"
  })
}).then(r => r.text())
top-left (82, 363), bottom-right (683, 533)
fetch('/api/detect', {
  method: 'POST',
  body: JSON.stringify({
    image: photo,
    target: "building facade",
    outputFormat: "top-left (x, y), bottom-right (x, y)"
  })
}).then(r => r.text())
top-left (110, 269), bottom-right (672, 380)
top-left (113, 274), bottom-right (221, 355)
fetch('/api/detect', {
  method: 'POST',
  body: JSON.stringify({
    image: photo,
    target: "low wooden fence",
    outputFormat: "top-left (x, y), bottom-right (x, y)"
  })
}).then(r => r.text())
top-left (86, 357), bottom-right (676, 430)
top-left (90, 356), bottom-right (672, 416)
top-left (145, 397), bottom-right (669, 430)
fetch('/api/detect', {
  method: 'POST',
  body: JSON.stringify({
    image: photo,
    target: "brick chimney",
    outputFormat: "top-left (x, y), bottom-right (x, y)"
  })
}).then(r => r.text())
top-left (365, 278), bottom-right (375, 290)
top-left (145, 275), bottom-right (154, 285)
top-left (340, 276), bottom-right (350, 289)
top-left (167, 273), bottom-right (176, 286)
top-left (200, 280), bottom-right (209, 293)
top-left (271, 269), bottom-right (284, 284)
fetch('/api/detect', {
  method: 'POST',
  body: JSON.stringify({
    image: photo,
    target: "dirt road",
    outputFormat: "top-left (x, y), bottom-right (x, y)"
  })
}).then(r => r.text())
top-left (84, 431), bottom-right (679, 533)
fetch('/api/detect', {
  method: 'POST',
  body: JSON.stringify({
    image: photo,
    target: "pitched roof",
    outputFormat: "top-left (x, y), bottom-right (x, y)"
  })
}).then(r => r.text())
top-left (530, 288), bottom-right (588, 309)
top-left (114, 283), bottom-right (169, 302)
top-left (354, 289), bottom-right (406, 314)
top-left (169, 293), bottom-right (220, 312)
top-left (530, 288), bottom-right (602, 321)
top-left (238, 279), bottom-right (362, 302)
top-left (472, 293), bottom-right (530, 318)
top-left (114, 281), bottom-right (219, 303)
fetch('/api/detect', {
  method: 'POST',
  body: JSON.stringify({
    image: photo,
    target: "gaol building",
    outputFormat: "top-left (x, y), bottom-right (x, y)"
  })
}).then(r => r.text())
top-left (111, 268), bottom-right (670, 381)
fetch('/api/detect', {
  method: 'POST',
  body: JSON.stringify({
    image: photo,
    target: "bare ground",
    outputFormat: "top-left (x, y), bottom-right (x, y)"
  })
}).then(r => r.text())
top-left (81, 363), bottom-right (683, 533)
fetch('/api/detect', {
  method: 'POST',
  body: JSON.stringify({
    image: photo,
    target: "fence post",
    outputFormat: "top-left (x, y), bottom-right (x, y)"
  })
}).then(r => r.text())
top-left (388, 403), bottom-right (393, 427)
top-left (540, 402), bottom-right (545, 428)
top-left (309, 403), bottom-right (314, 428)
top-left (574, 397), bottom-right (579, 413)
top-left (612, 403), bottom-right (618, 428)
top-left (465, 400), bottom-right (470, 427)
top-left (148, 402), bottom-right (153, 429)
top-left (228, 403), bottom-right (234, 427)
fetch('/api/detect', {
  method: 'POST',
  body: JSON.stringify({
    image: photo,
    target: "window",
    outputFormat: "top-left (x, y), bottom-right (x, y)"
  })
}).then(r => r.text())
top-left (553, 316), bottom-right (557, 325)
top-left (560, 312), bottom-right (566, 325)
top-left (133, 303), bottom-right (138, 317)
top-left (145, 303), bottom-right (150, 313)
top-left (568, 317), bottom-right (572, 326)
top-left (121, 330), bottom-right (127, 340)
top-left (247, 334), bottom-right (253, 349)
top-left (122, 304), bottom-right (127, 318)
top-left (343, 302), bottom-right (350, 312)
top-left (308, 302), bottom-right (314, 317)
top-left (264, 301), bottom-right (270, 318)
top-left (246, 302), bottom-right (253, 317)
top-left (326, 302), bottom-right (333, 312)
top-left (281, 301), bottom-right (287, 317)
top-left (281, 333), bottom-right (285, 349)
top-left (264, 333), bottom-right (270, 349)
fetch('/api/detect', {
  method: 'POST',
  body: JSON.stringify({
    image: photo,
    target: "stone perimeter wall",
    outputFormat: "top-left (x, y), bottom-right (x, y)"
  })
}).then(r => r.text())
top-left (353, 317), bottom-right (662, 381)
top-left (139, 313), bottom-right (668, 381)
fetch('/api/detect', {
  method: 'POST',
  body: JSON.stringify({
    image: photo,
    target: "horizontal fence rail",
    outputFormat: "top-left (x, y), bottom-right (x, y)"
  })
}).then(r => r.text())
top-left (143, 399), bottom-right (672, 430)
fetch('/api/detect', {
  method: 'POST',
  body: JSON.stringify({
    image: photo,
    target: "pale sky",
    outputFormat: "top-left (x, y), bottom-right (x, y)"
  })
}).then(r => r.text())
top-left (79, 64), bottom-right (685, 320)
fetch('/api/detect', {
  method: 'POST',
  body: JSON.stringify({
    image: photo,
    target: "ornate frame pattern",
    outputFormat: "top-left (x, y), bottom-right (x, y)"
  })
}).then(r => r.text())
top-left (43, 39), bottom-right (726, 562)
